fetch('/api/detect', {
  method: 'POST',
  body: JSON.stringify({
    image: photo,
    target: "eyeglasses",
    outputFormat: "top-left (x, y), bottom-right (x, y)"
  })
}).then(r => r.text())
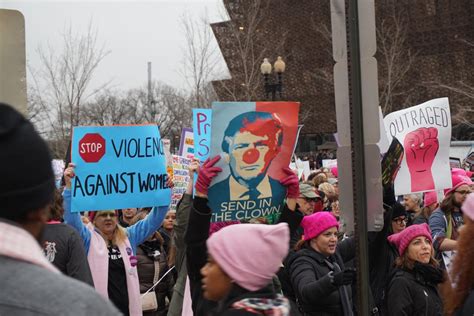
top-left (392, 217), bottom-right (408, 225)
top-left (97, 212), bottom-right (117, 218)
top-left (455, 190), bottom-right (472, 195)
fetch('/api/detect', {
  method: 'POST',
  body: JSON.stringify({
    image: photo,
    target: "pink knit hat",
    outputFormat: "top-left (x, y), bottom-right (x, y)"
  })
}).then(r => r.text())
top-left (206, 223), bottom-right (289, 291)
top-left (461, 193), bottom-right (474, 221)
top-left (423, 191), bottom-right (438, 208)
top-left (387, 223), bottom-right (432, 255)
top-left (301, 212), bottom-right (339, 241)
top-left (444, 174), bottom-right (473, 196)
top-left (330, 166), bottom-right (338, 178)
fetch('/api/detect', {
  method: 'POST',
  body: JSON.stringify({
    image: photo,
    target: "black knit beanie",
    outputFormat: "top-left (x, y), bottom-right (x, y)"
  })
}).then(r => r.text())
top-left (0, 103), bottom-right (55, 220)
top-left (391, 202), bottom-right (407, 219)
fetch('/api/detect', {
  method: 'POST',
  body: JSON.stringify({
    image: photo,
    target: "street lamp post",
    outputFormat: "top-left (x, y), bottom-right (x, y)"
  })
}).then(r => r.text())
top-left (260, 56), bottom-right (286, 101)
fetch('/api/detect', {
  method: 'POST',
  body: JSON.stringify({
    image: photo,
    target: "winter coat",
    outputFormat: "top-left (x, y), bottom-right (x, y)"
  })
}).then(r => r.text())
top-left (386, 263), bottom-right (443, 316)
top-left (185, 196), bottom-right (291, 316)
top-left (63, 189), bottom-right (169, 316)
top-left (136, 241), bottom-right (172, 316)
top-left (289, 237), bottom-right (355, 316)
top-left (367, 206), bottom-right (400, 314)
top-left (456, 290), bottom-right (474, 316)
top-left (168, 193), bottom-right (193, 316)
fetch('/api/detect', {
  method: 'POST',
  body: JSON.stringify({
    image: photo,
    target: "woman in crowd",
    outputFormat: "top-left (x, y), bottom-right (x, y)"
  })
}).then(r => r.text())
top-left (412, 191), bottom-right (438, 225)
top-left (386, 224), bottom-right (444, 315)
top-left (403, 193), bottom-right (422, 226)
top-left (41, 188), bottom-right (94, 286)
top-left (318, 182), bottom-right (337, 212)
top-left (131, 211), bottom-right (173, 316)
top-left (429, 174), bottom-right (472, 269)
top-left (159, 210), bottom-right (176, 255)
top-left (63, 163), bottom-right (170, 316)
top-left (443, 193), bottom-right (474, 315)
top-left (368, 201), bottom-right (407, 314)
top-left (289, 211), bottom-right (356, 315)
top-left (185, 156), bottom-right (301, 315)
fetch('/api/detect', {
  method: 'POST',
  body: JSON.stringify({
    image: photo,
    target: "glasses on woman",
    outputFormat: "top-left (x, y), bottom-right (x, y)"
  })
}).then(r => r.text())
top-left (392, 217), bottom-right (408, 225)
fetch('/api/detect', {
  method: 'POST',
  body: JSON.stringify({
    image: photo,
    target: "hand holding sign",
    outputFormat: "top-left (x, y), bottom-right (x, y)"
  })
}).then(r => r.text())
top-left (404, 127), bottom-right (439, 192)
top-left (195, 156), bottom-right (222, 197)
top-left (64, 163), bottom-right (76, 189)
top-left (280, 167), bottom-right (300, 199)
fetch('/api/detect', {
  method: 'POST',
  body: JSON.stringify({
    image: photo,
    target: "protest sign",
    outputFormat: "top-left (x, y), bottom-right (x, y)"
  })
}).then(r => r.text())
top-left (71, 125), bottom-right (171, 212)
top-left (192, 108), bottom-right (212, 162)
top-left (207, 101), bottom-right (300, 222)
top-left (178, 128), bottom-right (194, 158)
top-left (381, 138), bottom-right (404, 189)
top-left (51, 159), bottom-right (65, 188)
top-left (169, 155), bottom-right (191, 211)
top-left (322, 159), bottom-right (338, 169)
top-left (383, 98), bottom-right (452, 195)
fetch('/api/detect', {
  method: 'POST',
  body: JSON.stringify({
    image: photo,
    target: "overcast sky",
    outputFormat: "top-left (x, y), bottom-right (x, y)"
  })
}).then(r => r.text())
top-left (0, 0), bottom-right (226, 92)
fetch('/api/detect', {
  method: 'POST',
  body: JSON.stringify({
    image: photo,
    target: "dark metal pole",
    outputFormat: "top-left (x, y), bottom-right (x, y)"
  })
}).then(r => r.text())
top-left (347, 0), bottom-right (370, 315)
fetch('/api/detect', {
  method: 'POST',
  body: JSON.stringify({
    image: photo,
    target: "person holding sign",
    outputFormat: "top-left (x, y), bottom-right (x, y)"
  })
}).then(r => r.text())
top-left (63, 163), bottom-right (171, 316)
top-left (185, 156), bottom-right (302, 315)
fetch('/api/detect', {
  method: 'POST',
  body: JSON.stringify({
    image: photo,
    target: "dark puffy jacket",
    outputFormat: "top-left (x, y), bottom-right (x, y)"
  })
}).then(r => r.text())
top-left (136, 241), bottom-right (173, 316)
top-left (289, 238), bottom-right (355, 316)
top-left (386, 264), bottom-right (443, 316)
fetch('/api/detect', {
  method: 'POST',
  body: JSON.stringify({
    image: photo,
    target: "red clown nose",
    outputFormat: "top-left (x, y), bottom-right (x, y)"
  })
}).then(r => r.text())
top-left (243, 148), bottom-right (260, 164)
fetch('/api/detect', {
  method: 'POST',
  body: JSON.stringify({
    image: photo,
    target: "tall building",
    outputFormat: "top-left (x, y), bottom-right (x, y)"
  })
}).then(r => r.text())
top-left (211, 0), bottom-right (474, 152)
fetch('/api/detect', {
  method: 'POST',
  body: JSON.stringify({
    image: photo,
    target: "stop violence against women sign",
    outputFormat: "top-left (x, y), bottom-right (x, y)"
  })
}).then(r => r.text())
top-left (71, 125), bottom-right (171, 212)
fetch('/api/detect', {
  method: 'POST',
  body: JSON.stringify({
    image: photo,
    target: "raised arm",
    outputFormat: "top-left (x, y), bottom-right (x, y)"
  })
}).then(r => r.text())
top-left (62, 163), bottom-right (91, 252)
top-left (127, 205), bottom-right (168, 252)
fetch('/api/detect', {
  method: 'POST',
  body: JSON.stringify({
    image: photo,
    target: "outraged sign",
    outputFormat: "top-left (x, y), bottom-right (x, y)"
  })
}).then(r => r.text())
top-left (192, 109), bottom-right (212, 162)
top-left (71, 125), bottom-right (171, 212)
top-left (383, 98), bottom-right (452, 195)
top-left (178, 128), bottom-right (194, 158)
top-left (169, 155), bottom-right (192, 211)
top-left (207, 102), bottom-right (300, 222)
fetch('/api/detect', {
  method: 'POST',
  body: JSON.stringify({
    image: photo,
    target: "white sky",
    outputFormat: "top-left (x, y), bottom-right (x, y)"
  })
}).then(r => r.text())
top-left (0, 0), bottom-right (226, 92)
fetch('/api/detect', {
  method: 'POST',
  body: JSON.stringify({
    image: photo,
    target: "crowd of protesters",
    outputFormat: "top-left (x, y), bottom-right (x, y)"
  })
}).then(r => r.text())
top-left (1, 102), bottom-right (474, 316)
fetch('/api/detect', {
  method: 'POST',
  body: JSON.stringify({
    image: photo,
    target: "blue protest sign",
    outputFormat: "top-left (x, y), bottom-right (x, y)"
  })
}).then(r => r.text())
top-left (192, 109), bottom-right (212, 162)
top-left (71, 125), bottom-right (171, 212)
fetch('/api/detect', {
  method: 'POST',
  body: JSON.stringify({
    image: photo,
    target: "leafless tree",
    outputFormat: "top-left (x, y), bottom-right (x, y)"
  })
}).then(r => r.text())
top-left (376, 12), bottom-right (417, 114)
top-left (212, 0), bottom-right (288, 101)
top-left (28, 21), bottom-right (110, 157)
top-left (180, 12), bottom-right (220, 108)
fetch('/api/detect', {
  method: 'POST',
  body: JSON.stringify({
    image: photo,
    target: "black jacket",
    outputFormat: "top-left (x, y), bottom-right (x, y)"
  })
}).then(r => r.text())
top-left (367, 207), bottom-right (399, 314)
top-left (185, 196), bottom-right (291, 316)
top-left (136, 241), bottom-right (173, 316)
top-left (386, 264), bottom-right (443, 316)
top-left (289, 238), bottom-right (355, 316)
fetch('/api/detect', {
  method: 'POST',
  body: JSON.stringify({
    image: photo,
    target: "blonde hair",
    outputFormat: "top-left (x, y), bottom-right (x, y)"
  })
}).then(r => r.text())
top-left (93, 211), bottom-right (128, 246)
top-left (319, 182), bottom-right (337, 201)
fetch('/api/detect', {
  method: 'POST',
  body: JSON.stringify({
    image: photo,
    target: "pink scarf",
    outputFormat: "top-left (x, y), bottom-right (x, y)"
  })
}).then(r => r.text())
top-left (0, 221), bottom-right (59, 273)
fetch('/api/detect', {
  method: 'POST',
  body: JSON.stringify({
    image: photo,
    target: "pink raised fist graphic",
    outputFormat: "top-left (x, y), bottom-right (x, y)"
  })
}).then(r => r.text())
top-left (404, 127), bottom-right (439, 192)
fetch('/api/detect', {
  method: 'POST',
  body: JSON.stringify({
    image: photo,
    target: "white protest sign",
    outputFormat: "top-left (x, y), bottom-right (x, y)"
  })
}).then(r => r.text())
top-left (383, 98), bottom-right (451, 195)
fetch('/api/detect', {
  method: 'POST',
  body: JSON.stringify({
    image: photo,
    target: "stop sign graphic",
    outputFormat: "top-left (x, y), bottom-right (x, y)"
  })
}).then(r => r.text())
top-left (79, 133), bottom-right (106, 163)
